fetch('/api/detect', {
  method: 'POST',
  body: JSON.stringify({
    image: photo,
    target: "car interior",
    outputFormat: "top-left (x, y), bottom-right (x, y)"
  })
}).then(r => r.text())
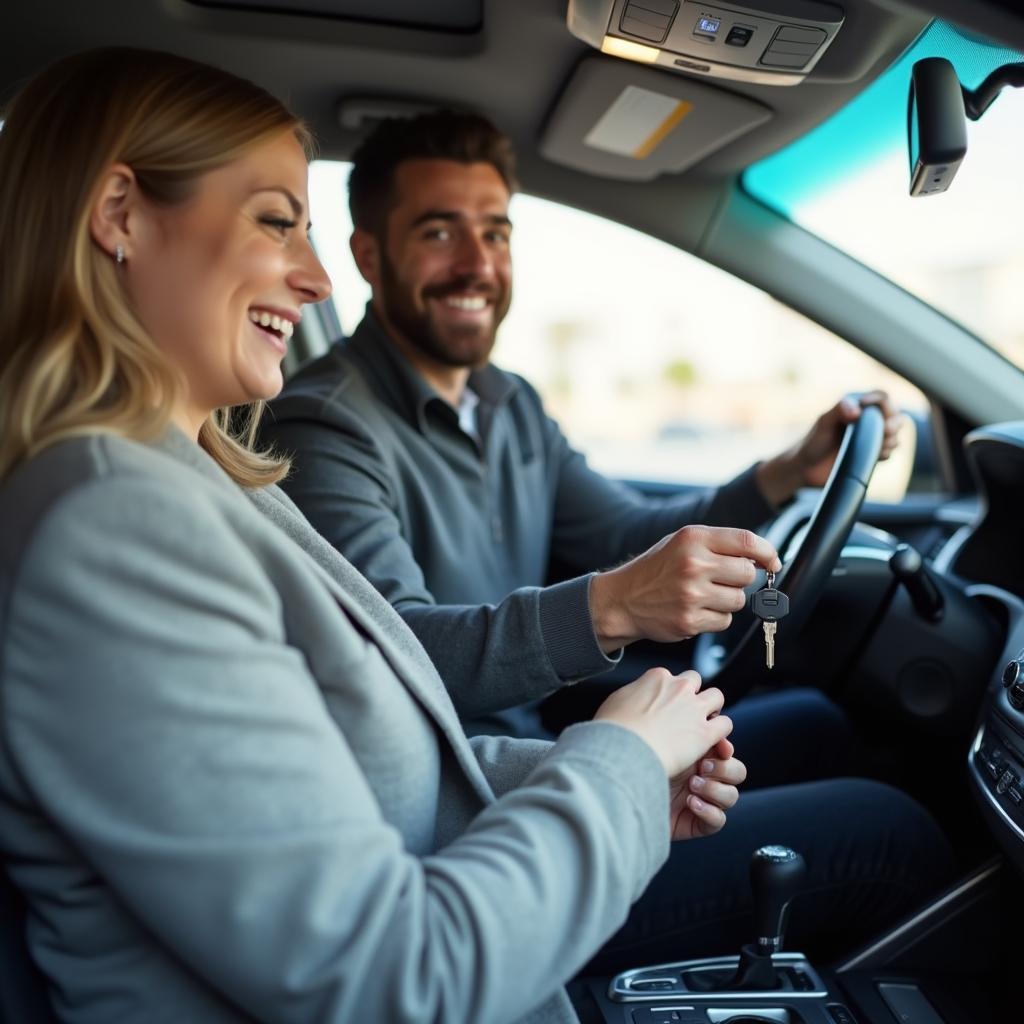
top-left (4, 1), bottom-right (1024, 1022)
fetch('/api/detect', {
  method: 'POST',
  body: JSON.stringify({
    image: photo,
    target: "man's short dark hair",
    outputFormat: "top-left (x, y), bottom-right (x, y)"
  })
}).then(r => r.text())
top-left (348, 111), bottom-right (518, 234)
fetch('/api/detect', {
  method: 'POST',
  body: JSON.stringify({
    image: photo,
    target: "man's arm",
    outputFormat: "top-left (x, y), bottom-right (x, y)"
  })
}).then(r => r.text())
top-left (265, 384), bottom-right (892, 698)
top-left (265, 415), bottom-right (618, 716)
top-left (264, 398), bottom-right (778, 701)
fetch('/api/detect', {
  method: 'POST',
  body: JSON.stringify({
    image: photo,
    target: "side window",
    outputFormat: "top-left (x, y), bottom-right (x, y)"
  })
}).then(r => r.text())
top-left (309, 161), bottom-right (925, 502)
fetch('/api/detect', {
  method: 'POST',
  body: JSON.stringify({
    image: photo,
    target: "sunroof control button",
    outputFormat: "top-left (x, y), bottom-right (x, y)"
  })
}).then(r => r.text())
top-left (776, 25), bottom-right (827, 45)
top-left (621, 1), bottom-right (677, 43)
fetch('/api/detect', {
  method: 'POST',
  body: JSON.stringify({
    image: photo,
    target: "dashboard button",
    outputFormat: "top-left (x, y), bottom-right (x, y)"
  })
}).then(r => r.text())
top-left (1009, 786), bottom-right (1023, 807)
top-left (791, 968), bottom-right (815, 991)
top-left (777, 25), bottom-right (827, 45)
top-left (981, 753), bottom-right (1003, 779)
top-left (632, 1010), bottom-right (687, 1023)
top-left (827, 1005), bottom-right (859, 1024)
top-left (997, 769), bottom-right (1017, 795)
top-left (725, 25), bottom-right (753, 46)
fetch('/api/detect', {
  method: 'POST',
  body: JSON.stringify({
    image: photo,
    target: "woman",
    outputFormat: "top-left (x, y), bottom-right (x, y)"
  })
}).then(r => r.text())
top-left (0, 48), bottom-right (745, 1023)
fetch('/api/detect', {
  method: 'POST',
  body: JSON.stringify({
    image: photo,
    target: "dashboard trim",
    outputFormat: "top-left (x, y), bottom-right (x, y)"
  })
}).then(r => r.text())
top-left (834, 849), bottom-right (1002, 972)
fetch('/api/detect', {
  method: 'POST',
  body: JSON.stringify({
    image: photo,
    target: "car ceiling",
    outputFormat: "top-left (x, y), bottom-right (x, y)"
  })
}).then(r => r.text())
top-left (3, 0), bottom-right (1023, 248)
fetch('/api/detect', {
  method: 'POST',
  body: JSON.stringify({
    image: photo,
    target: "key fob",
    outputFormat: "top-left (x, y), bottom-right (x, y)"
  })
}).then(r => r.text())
top-left (752, 587), bottom-right (789, 621)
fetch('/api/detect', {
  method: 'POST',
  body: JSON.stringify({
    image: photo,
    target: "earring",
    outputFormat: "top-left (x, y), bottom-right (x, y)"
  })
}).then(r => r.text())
top-left (115, 245), bottom-right (125, 265)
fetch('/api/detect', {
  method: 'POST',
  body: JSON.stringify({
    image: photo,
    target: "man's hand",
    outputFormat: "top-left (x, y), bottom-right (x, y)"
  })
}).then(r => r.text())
top-left (589, 526), bottom-right (781, 652)
top-left (668, 737), bottom-right (747, 841)
top-left (756, 390), bottom-right (903, 507)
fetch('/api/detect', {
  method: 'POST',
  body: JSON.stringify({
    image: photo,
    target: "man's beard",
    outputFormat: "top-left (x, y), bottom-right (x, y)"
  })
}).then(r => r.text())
top-left (378, 250), bottom-right (509, 369)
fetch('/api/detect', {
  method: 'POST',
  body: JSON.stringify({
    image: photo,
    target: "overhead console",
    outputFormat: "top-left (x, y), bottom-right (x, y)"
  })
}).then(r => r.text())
top-left (567, 0), bottom-right (844, 85)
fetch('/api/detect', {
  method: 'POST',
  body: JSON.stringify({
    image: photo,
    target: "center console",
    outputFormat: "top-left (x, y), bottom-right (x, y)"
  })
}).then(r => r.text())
top-left (600, 952), bottom-right (840, 1022)
top-left (581, 836), bottom-right (1017, 1023)
top-left (583, 845), bottom-right (862, 1024)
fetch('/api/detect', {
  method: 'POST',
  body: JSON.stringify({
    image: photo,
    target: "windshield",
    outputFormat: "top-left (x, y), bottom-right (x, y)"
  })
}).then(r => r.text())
top-left (745, 21), bottom-right (1024, 372)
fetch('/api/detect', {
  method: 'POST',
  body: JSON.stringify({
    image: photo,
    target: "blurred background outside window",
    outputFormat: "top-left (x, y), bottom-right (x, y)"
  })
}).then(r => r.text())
top-left (309, 161), bottom-right (923, 501)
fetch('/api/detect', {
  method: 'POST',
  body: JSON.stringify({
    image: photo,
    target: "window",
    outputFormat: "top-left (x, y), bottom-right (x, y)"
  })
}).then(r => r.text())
top-left (310, 161), bottom-right (924, 501)
top-left (746, 21), bottom-right (1024, 375)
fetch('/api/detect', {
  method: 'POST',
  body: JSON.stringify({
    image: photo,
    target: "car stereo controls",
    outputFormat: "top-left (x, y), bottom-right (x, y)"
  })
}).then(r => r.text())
top-left (976, 735), bottom-right (1024, 810)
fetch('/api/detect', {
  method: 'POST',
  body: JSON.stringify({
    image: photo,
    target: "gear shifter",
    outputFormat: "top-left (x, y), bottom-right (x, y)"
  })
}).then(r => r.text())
top-left (611, 843), bottom-right (825, 1003)
top-left (730, 844), bottom-right (807, 990)
top-left (751, 844), bottom-right (806, 954)
top-left (679, 844), bottom-right (808, 993)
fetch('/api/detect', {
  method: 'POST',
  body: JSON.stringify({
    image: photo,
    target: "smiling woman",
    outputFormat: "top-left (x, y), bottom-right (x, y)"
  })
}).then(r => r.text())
top-left (89, 128), bottom-right (330, 437)
top-left (0, 46), bottom-right (328, 486)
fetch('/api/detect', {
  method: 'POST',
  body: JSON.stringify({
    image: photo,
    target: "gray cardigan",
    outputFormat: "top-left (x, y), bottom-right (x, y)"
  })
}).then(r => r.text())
top-left (0, 429), bottom-right (669, 1024)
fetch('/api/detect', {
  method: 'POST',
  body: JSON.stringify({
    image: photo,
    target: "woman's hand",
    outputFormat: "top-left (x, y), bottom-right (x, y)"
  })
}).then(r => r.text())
top-left (594, 667), bottom-right (731, 779)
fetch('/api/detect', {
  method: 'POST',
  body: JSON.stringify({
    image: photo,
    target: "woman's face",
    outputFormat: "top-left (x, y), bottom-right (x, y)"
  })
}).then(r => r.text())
top-left (126, 130), bottom-right (331, 433)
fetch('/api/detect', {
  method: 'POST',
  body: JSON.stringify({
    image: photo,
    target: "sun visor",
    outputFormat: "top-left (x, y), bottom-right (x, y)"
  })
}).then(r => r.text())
top-left (540, 56), bottom-right (772, 181)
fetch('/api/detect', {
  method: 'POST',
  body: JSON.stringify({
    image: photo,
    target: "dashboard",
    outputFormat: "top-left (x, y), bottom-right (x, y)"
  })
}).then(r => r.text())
top-left (944, 423), bottom-right (1024, 600)
top-left (951, 424), bottom-right (1024, 874)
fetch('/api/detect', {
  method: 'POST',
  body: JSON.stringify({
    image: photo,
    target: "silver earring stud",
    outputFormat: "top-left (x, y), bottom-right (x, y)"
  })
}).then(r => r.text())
top-left (115, 245), bottom-right (125, 265)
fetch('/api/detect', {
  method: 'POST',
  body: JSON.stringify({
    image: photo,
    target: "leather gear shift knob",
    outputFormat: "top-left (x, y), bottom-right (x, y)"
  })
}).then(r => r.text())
top-left (751, 845), bottom-right (806, 955)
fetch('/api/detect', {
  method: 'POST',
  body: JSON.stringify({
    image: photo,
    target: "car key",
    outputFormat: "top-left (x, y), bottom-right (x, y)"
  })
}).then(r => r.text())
top-left (751, 571), bottom-right (789, 670)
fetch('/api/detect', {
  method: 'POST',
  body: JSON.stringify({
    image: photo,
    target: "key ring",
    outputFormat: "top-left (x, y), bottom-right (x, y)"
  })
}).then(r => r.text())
top-left (765, 570), bottom-right (776, 589)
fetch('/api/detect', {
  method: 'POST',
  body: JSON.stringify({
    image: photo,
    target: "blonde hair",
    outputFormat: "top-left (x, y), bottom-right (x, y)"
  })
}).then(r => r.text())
top-left (0, 47), bottom-right (314, 486)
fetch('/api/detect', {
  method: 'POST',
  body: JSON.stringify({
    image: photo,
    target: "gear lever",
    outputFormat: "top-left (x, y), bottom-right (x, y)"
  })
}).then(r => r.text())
top-left (679, 844), bottom-right (808, 993)
top-left (731, 844), bottom-right (807, 990)
top-left (751, 844), bottom-right (806, 954)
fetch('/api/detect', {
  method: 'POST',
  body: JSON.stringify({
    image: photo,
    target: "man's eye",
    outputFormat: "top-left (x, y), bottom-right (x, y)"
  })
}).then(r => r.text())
top-left (486, 231), bottom-right (511, 245)
top-left (260, 216), bottom-right (297, 235)
top-left (423, 227), bottom-right (451, 241)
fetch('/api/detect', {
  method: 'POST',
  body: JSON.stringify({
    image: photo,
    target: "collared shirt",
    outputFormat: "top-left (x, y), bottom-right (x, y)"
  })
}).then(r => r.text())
top-left (457, 387), bottom-right (483, 447)
top-left (263, 307), bottom-right (774, 732)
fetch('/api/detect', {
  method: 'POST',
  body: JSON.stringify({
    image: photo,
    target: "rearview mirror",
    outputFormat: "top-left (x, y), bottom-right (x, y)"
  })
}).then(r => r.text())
top-left (907, 57), bottom-right (967, 197)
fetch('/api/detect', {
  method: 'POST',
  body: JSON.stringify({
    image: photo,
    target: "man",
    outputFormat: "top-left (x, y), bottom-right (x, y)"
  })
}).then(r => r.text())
top-left (258, 112), bottom-right (947, 964)
top-left (263, 111), bottom-right (899, 755)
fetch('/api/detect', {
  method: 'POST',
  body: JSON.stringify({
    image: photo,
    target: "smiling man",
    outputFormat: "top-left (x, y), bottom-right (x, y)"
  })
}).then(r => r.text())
top-left (365, 156), bottom-right (513, 396)
top-left (263, 111), bottom-right (900, 752)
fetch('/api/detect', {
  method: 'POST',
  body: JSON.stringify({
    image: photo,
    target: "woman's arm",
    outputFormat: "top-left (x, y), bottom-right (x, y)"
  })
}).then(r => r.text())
top-left (3, 469), bottom-right (669, 1024)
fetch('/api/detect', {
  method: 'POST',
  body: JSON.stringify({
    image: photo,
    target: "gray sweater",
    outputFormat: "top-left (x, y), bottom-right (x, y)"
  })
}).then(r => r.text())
top-left (0, 429), bottom-right (669, 1024)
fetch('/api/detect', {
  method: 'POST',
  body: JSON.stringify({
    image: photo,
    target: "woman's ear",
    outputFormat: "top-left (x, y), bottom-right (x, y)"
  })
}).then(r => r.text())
top-left (89, 162), bottom-right (138, 263)
top-left (350, 227), bottom-right (381, 290)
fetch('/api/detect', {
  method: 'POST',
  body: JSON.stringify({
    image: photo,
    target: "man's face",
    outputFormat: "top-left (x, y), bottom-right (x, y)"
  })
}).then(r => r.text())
top-left (371, 158), bottom-right (513, 368)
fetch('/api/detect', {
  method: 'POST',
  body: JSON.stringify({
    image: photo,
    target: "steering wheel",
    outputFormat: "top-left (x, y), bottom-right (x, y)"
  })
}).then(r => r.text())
top-left (693, 404), bottom-right (886, 700)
